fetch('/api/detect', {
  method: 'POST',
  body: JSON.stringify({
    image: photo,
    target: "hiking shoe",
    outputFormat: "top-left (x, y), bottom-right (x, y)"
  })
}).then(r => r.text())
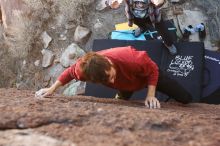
top-left (195, 23), bottom-right (205, 32)
top-left (134, 27), bottom-right (143, 37)
top-left (181, 29), bottom-right (191, 42)
top-left (198, 23), bottom-right (206, 41)
top-left (187, 25), bottom-right (195, 34)
top-left (183, 25), bottom-right (195, 34)
top-left (195, 23), bottom-right (206, 41)
top-left (164, 44), bottom-right (177, 55)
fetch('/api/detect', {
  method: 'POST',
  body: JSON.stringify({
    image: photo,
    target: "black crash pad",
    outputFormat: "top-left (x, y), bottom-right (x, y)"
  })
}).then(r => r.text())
top-left (201, 50), bottom-right (220, 104)
top-left (201, 87), bottom-right (220, 104)
top-left (85, 39), bottom-right (204, 102)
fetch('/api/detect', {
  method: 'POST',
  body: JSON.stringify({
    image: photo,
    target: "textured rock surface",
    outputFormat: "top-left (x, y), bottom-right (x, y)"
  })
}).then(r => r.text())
top-left (0, 88), bottom-right (220, 146)
top-left (0, 0), bottom-right (29, 29)
top-left (0, 129), bottom-right (76, 146)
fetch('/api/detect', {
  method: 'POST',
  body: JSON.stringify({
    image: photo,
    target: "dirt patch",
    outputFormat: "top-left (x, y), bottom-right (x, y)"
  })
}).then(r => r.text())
top-left (0, 88), bottom-right (220, 146)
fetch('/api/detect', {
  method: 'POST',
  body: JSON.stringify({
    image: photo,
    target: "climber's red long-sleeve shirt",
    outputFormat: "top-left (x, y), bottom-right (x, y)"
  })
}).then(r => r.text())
top-left (58, 46), bottom-right (159, 91)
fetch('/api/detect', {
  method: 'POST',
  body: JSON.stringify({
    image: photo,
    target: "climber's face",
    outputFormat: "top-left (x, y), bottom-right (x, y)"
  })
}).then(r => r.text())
top-left (134, 1), bottom-right (147, 9)
top-left (105, 66), bottom-right (116, 84)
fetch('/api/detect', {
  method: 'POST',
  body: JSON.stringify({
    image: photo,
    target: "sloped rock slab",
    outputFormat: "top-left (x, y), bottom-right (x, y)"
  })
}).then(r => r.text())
top-left (0, 129), bottom-right (76, 146)
top-left (0, 88), bottom-right (220, 146)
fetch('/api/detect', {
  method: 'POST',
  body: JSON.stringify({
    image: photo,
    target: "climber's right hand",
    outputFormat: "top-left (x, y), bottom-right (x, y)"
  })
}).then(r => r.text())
top-left (35, 80), bottom-right (62, 99)
top-left (35, 88), bottom-right (54, 99)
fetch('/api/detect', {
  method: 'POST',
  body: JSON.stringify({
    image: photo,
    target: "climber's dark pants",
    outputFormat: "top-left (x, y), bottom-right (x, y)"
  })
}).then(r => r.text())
top-left (134, 17), bottom-right (173, 46)
top-left (117, 70), bottom-right (192, 104)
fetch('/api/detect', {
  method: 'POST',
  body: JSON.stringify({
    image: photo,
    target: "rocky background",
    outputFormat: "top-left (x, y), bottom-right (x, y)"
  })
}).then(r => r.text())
top-left (0, 0), bottom-right (220, 145)
top-left (0, 0), bottom-right (220, 94)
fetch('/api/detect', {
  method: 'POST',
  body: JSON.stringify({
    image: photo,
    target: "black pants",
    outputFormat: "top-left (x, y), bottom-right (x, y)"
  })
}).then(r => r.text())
top-left (118, 70), bottom-right (192, 104)
top-left (134, 17), bottom-right (173, 46)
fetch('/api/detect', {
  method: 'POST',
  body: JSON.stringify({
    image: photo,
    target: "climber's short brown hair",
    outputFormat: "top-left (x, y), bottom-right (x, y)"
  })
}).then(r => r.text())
top-left (80, 52), bottom-right (112, 83)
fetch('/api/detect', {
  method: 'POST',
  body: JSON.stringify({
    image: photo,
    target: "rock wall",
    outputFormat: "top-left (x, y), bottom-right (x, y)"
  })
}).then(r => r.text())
top-left (0, 89), bottom-right (220, 146)
top-left (0, 0), bottom-right (94, 93)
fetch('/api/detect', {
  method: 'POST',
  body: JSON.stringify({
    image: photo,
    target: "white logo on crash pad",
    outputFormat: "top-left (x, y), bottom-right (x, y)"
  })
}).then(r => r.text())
top-left (167, 55), bottom-right (194, 77)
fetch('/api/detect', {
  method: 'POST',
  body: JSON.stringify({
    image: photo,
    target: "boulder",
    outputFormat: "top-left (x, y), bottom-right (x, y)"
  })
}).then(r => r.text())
top-left (41, 31), bottom-right (52, 49)
top-left (73, 25), bottom-right (91, 43)
top-left (48, 64), bottom-right (65, 79)
top-left (34, 60), bottom-right (40, 67)
top-left (63, 81), bottom-right (86, 96)
top-left (94, 19), bottom-right (104, 30)
top-left (96, 0), bottom-right (108, 11)
top-left (60, 43), bottom-right (85, 68)
top-left (63, 81), bottom-right (80, 96)
top-left (59, 34), bottom-right (67, 41)
top-left (41, 49), bottom-right (55, 68)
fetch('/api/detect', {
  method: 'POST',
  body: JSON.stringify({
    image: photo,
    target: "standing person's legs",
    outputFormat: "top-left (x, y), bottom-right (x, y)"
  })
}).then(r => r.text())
top-left (133, 17), bottom-right (152, 37)
top-left (155, 19), bottom-right (177, 55)
top-left (157, 70), bottom-right (192, 104)
top-left (155, 20), bottom-right (173, 46)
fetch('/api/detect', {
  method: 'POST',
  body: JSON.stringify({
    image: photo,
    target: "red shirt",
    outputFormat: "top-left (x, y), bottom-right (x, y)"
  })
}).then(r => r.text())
top-left (58, 46), bottom-right (159, 91)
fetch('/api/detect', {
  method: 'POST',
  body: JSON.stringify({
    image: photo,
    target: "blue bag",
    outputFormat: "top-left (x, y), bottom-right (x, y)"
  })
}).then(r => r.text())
top-left (110, 30), bottom-right (158, 40)
top-left (111, 30), bottom-right (145, 40)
